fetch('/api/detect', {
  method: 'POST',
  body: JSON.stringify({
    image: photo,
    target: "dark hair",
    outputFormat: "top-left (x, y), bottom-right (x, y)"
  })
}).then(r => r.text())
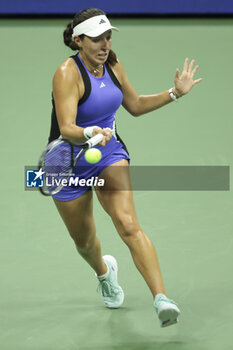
top-left (63, 8), bottom-right (118, 66)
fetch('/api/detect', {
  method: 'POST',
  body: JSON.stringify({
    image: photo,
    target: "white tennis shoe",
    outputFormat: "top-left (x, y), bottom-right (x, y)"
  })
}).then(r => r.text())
top-left (97, 255), bottom-right (124, 308)
top-left (154, 293), bottom-right (181, 327)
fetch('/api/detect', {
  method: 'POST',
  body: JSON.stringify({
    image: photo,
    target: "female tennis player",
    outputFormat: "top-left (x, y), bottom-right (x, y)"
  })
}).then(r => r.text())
top-left (48, 8), bottom-right (202, 327)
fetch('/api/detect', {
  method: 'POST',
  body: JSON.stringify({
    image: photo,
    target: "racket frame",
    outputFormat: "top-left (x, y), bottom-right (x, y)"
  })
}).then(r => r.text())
top-left (38, 134), bottom-right (103, 196)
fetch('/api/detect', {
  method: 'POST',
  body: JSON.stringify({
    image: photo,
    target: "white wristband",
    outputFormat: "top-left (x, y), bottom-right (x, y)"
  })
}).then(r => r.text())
top-left (169, 88), bottom-right (178, 102)
top-left (83, 126), bottom-right (97, 139)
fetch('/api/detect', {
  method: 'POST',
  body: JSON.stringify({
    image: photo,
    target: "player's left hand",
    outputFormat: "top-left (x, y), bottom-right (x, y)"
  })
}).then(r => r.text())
top-left (173, 58), bottom-right (202, 97)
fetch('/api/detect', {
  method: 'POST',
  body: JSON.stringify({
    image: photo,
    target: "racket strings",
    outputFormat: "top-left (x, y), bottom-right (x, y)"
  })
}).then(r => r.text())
top-left (42, 142), bottom-right (74, 194)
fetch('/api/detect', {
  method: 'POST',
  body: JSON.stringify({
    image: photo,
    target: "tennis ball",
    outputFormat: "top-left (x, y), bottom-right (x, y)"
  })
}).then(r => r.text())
top-left (84, 148), bottom-right (102, 164)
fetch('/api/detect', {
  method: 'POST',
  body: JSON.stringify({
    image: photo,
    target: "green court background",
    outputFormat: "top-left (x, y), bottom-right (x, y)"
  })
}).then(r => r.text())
top-left (0, 17), bottom-right (233, 350)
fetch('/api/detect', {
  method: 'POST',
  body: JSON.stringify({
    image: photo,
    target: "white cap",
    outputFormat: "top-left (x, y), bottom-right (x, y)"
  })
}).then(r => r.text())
top-left (72, 15), bottom-right (119, 40)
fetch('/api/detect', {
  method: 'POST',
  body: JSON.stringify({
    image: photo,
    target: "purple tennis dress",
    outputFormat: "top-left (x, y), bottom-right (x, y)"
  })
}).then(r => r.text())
top-left (48, 53), bottom-right (130, 201)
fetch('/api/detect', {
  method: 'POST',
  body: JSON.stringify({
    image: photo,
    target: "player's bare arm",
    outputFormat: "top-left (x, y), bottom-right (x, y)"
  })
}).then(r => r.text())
top-left (113, 58), bottom-right (202, 117)
top-left (53, 59), bottom-right (85, 142)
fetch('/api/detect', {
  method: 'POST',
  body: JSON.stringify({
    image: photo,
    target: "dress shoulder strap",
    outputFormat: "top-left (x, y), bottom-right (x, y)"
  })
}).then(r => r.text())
top-left (105, 62), bottom-right (122, 91)
top-left (70, 54), bottom-right (91, 106)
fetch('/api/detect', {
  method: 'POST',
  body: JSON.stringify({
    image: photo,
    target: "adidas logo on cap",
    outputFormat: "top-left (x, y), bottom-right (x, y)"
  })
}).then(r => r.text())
top-left (99, 19), bottom-right (106, 24)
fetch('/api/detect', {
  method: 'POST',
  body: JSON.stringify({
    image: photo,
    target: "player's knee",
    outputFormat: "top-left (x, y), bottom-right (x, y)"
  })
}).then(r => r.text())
top-left (114, 213), bottom-right (143, 243)
top-left (69, 223), bottom-right (96, 252)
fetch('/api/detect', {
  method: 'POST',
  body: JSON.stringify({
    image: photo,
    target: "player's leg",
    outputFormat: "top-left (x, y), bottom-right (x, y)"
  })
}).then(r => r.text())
top-left (96, 160), bottom-right (181, 325)
top-left (95, 159), bottom-right (166, 298)
top-left (53, 189), bottom-right (124, 308)
top-left (53, 190), bottom-right (107, 276)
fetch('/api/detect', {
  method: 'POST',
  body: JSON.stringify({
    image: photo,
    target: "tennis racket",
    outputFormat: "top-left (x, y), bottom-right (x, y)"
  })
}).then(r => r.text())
top-left (38, 133), bottom-right (103, 196)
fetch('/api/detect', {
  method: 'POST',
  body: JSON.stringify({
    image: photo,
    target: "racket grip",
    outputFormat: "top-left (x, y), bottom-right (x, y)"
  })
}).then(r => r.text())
top-left (86, 133), bottom-right (104, 148)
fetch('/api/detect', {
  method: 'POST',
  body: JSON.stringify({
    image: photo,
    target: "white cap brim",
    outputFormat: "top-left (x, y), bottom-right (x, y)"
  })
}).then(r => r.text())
top-left (85, 25), bottom-right (119, 38)
top-left (72, 15), bottom-right (119, 40)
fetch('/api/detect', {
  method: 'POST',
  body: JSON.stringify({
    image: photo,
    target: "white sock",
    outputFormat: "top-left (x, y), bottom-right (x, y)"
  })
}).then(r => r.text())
top-left (97, 263), bottom-right (109, 280)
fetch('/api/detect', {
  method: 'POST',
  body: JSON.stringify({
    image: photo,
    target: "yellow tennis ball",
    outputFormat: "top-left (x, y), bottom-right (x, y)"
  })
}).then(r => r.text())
top-left (84, 148), bottom-right (102, 164)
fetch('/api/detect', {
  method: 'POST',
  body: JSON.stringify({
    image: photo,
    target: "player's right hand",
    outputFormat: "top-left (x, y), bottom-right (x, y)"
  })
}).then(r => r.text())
top-left (92, 126), bottom-right (112, 146)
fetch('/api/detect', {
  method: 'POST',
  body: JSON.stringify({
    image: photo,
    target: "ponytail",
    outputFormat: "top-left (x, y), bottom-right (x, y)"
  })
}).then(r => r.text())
top-left (63, 22), bottom-right (79, 51)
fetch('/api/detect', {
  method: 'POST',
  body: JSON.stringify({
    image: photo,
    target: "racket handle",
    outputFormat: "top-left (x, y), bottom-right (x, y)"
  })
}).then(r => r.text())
top-left (86, 133), bottom-right (103, 148)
